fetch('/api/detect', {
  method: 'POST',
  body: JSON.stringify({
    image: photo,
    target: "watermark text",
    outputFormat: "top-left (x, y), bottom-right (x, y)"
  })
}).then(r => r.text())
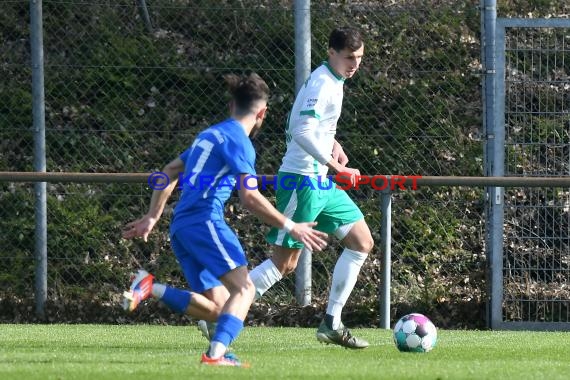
top-left (147, 172), bottom-right (421, 191)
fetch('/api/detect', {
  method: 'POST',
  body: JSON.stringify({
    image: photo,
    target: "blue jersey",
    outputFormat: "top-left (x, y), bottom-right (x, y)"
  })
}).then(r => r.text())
top-left (170, 118), bottom-right (256, 234)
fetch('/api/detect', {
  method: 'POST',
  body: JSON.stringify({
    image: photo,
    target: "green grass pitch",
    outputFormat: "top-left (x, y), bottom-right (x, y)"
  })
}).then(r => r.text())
top-left (1, 324), bottom-right (569, 379)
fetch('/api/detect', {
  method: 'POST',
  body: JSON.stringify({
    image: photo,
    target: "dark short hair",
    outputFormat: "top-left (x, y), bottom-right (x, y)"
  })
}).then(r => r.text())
top-left (224, 72), bottom-right (270, 114)
top-left (328, 27), bottom-right (363, 52)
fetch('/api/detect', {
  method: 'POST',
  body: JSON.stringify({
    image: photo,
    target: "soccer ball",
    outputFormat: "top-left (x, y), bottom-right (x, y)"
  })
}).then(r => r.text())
top-left (393, 313), bottom-right (437, 352)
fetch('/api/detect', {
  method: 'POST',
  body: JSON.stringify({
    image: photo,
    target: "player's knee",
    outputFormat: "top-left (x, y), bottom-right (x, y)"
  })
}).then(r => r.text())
top-left (211, 299), bottom-right (226, 316)
top-left (210, 305), bottom-right (223, 319)
top-left (227, 285), bottom-right (255, 307)
top-left (362, 235), bottom-right (374, 253)
top-left (234, 277), bottom-right (256, 303)
top-left (282, 264), bottom-right (297, 276)
top-left (274, 260), bottom-right (297, 276)
top-left (272, 254), bottom-right (299, 276)
top-left (350, 235), bottom-right (374, 254)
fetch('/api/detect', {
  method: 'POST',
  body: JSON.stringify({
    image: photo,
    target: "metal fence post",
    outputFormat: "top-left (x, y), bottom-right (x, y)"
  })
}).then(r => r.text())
top-left (137, 0), bottom-right (153, 34)
top-left (30, 0), bottom-right (48, 319)
top-left (294, 0), bottom-right (311, 306)
top-left (379, 189), bottom-right (392, 328)
top-left (482, 0), bottom-right (503, 329)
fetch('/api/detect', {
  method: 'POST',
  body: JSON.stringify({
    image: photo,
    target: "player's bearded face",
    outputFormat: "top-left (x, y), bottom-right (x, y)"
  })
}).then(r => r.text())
top-left (329, 45), bottom-right (364, 79)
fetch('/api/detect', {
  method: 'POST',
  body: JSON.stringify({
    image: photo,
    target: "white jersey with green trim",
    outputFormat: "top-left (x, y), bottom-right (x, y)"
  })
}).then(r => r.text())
top-left (279, 62), bottom-right (345, 177)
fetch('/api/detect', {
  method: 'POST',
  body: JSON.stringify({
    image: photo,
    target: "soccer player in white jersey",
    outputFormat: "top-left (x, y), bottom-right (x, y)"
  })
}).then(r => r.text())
top-left (121, 73), bottom-right (328, 367)
top-left (250, 27), bottom-right (374, 349)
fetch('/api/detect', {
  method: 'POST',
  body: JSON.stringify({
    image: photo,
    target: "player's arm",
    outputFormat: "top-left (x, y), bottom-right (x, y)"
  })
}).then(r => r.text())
top-left (332, 139), bottom-right (349, 166)
top-left (290, 115), bottom-right (333, 167)
top-left (146, 158), bottom-right (183, 219)
top-left (289, 83), bottom-right (338, 168)
top-left (236, 175), bottom-right (328, 252)
top-left (289, 84), bottom-right (356, 177)
top-left (122, 158), bottom-right (183, 241)
top-left (291, 120), bottom-right (359, 180)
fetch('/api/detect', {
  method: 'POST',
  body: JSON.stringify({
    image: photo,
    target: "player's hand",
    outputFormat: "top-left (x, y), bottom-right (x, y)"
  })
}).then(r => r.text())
top-left (332, 141), bottom-right (349, 166)
top-left (337, 167), bottom-right (360, 187)
top-left (122, 215), bottom-right (158, 242)
top-left (288, 222), bottom-right (328, 252)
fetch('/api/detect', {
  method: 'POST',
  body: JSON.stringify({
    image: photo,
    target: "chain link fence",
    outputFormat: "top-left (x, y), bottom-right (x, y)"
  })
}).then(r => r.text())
top-left (3, 0), bottom-right (556, 328)
top-left (502, 22), bottom-right (570, 325)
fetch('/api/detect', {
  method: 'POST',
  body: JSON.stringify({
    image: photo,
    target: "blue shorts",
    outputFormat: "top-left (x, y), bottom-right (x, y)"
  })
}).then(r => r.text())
top-left (169, 219), bottom-right (247, 293)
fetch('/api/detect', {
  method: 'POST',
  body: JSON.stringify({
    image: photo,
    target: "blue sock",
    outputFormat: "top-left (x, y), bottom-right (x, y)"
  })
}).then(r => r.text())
top-left (212, 313), bottom-right (244, 347)
top-left (160, 286), bottom-right (191, 314)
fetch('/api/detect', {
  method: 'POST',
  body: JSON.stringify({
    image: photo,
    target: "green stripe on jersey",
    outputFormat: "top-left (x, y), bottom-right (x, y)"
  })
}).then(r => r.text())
top-left (300, 109), bottom-right (321, 119)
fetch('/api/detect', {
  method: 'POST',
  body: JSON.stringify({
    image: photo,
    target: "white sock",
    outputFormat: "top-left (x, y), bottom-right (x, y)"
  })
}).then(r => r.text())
top-left (249, 259), bottom-right (282, 300)
top-left (326, 249), bottom-right (367, 329)
top-left (208, 341), bottom-right (227, 359)
top-left (151, 283), bottom-right (166, 298)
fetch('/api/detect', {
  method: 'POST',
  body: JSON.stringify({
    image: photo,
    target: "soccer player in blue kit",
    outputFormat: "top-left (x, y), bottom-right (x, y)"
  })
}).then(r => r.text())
top-left (197, 27), bottom-right (372, 350)
top-left (122, 73), bottom-right (328, 367)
